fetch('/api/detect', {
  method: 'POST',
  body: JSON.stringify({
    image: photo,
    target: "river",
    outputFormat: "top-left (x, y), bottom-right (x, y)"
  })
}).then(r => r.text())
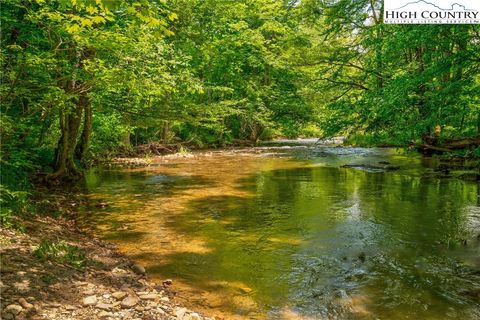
top-left (79, 144), bottom-right (480, 319)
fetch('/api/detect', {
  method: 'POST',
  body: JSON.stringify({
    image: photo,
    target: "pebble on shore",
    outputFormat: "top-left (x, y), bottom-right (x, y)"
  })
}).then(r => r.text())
top-left (0, 218), bottom-right (214, 320)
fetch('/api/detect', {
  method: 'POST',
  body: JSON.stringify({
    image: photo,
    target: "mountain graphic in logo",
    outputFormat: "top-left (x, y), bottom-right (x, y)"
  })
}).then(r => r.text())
top-left (384, 0), bottom-right (480, 24)
top-left (395, 1), bottom-right (475, 11)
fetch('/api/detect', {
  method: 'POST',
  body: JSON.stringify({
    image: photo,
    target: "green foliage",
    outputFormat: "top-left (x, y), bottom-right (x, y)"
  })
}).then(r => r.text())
top-left (33, 239), bottom-right (86, 269)
top-left (1, 0), bottom-right (479, 218)
top-left (294, 1), bottom-right (480, 147)
top-left (168, 0), bottom-right (312, 143)
top-left (344, 133), bottom-right (407, 147)
top-left (0, 185), bottom-right (30, 226)
top-left (259, 127), bottom-right (279, 141)
top-left (300, 124), bottom-right (323, 139)
top-left (90, 113), bottom-right (133, 155)
top-left (177, 145), bottom-right (190, 155)
top-left (474, 147), bottom-right (480, 158)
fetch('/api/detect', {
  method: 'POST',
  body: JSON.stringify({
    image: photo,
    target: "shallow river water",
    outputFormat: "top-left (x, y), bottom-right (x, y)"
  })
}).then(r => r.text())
top-left (80, 145), bottom-right (480, 319)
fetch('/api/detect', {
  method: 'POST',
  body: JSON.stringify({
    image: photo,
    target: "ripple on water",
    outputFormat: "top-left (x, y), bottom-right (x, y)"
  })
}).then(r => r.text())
top-left (81, 147), bottom-right (480, 319)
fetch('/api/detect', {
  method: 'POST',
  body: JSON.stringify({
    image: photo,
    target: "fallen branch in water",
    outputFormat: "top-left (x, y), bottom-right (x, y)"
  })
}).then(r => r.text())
top-left (414, 137), bottom-right (480, 154)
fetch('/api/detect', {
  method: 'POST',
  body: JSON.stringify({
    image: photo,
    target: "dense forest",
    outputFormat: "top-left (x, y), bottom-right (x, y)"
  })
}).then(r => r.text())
top-left (1, 0), bottom-right (480, 219)
top-left (1, 2), bottom-right (480, 319)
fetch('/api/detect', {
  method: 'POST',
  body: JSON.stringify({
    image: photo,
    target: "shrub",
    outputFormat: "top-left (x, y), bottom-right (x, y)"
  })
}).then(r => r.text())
top-left (33, 239), bottom-right (87, 269)
top-left (0, 185), bottom-right (30, 226)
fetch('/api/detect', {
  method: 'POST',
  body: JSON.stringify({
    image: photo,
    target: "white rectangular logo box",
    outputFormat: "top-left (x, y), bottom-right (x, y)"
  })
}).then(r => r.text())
top-left (384, 0), bottom-right (480, 24)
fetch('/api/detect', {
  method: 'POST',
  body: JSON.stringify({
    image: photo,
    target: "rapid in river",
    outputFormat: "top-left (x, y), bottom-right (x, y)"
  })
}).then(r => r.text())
top-left (79, 142), bottom-right (480, 320)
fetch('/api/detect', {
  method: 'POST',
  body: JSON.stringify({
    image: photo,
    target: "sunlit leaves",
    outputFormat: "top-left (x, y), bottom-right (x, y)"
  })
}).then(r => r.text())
top-left (0, 0), bottom-right (179, 172)
top-left (66, 24), bottom-right (80, 33)
top-left (85, 5), bottom-right (97, 14)
top-left (296, 1), bottom-right (480, 142)
top-left (168, 12), bottom-right (178, 21)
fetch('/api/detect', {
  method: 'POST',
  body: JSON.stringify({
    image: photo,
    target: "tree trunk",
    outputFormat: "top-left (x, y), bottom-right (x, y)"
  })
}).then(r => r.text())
top-left (249, 122), bottom-right (264, 145)
top-left (160, 121), bottom-right (171, 142)
top-left (50, 44), bottom-right (92, 180)
top-left (122, 132), bottom-right (131, 148)
top-left (75, 95), bottom-right (92, 162)
top-left (51, 101), bottom-right (83, 179)
top-left (414, 45), bottom-right (432, 142)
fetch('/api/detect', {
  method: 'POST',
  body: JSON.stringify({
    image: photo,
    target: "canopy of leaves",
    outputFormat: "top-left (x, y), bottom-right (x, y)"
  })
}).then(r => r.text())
top-left (1, 0), bottom-right (479, 199)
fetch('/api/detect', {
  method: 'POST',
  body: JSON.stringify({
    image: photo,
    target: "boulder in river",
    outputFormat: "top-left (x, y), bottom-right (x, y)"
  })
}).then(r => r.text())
top-left (358, 252), bottom-right (366, 263)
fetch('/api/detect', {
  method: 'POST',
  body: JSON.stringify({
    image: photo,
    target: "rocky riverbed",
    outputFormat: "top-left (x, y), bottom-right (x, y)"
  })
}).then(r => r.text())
top-left (0, 214), bottom-right (213, 320)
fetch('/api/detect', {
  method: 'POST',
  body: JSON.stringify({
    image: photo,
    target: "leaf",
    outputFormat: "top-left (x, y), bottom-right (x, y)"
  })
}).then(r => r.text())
top-left (6, 44), bottom-right (23, 51)
top-left (86, 5), bottom-right (97, 14)
top-left (80, 18), bottom-right (93, 27)
top-left (66, 24), bottom-right (80, 33)
top-left (91, 16), bottom-right (106, 24)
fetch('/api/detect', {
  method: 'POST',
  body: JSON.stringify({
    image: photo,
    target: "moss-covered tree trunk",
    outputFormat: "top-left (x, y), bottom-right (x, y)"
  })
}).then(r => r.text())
top-left (50, 43), bottom-right (94, 180)
top-left (75, 95), bottom-right (92, 162)
top-left (52, 99), bottom-right (84, 179)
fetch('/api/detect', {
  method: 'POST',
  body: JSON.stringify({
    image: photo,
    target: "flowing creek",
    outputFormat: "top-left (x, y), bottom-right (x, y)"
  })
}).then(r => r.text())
top-left (79, 144), bottom-right (480, 319)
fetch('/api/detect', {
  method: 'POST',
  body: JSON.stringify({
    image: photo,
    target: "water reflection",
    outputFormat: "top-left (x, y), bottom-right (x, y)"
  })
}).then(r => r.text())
top-left (81, 149), bottom-right (480, 319)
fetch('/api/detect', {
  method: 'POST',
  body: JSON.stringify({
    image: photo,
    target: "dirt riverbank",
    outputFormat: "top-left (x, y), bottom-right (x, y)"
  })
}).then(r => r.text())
top-left (0, 200), bottom-right (214, 320)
